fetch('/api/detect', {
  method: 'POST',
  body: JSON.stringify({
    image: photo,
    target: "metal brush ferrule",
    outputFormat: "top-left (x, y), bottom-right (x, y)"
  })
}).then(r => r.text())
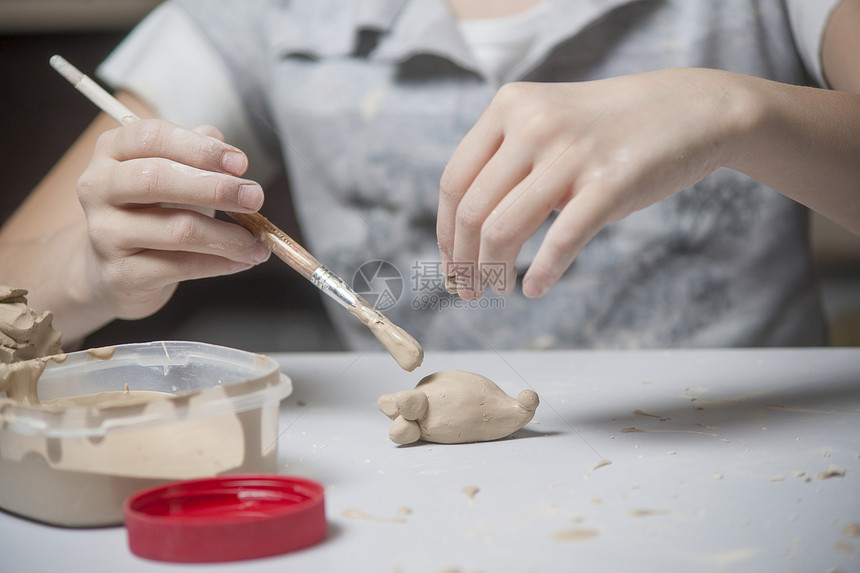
top-left (311, 267), bottom-right (359, 309)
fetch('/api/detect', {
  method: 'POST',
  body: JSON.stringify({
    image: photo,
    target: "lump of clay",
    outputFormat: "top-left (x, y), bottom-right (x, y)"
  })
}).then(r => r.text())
top-left (378, 370), bottom-right (539, 445)
top-left (0, 286), bottom-right (62, 364)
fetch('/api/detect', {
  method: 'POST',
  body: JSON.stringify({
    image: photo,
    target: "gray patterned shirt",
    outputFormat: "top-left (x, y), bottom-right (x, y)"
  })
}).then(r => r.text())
top-left (100, 0), bottom-right (838, 350)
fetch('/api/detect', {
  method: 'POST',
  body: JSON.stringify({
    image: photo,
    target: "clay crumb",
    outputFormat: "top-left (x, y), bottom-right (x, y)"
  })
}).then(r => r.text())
top-left (817, 465), bottom-right (846, 480)
top-left (713, 473), bottom-right (724, 480)
top-left (769, 475), bottom-right (785, 482)
top-left (123, 383), bottom-right (129, 393)
top-left (553, 528), bottom-right (599, 542)
top-left (628, 509), bottom-right (671, 518)
top-left (833, 540), bottom-right (856, 556)
top-left (297, 399), bottom-right (307, 406)
top-left (843, 523), bottom-right (860, 537)
top-left (791, 470), bottom-right (806, 478)
top-left (633, 409), bottom-right (670, 422)
top-left (462, 485), bottom-right (479, 503)
top-left (593, 459), bottom-right (612, 471)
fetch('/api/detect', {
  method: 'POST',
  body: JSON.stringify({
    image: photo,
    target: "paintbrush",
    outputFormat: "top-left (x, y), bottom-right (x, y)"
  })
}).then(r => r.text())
top-left (49, 55), bottom-right (423, 372)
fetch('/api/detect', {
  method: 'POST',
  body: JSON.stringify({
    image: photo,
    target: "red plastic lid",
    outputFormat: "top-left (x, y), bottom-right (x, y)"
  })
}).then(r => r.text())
top-left (124, 474), bottom-right (326, 563)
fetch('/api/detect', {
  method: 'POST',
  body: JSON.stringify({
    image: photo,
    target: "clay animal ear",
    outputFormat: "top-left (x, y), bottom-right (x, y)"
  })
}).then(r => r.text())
top-left (394, 390), bottom-right (428, 421)
top-left (377, 393), bottom-right (399, 420)
top-left (389, 415), bottom-right (421, 445)
top-left (517, 390), bottom-right (539, 412)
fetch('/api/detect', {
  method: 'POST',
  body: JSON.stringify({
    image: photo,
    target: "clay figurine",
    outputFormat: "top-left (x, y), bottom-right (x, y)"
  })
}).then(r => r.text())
top-left (378, 370), bottom-right (539, 445)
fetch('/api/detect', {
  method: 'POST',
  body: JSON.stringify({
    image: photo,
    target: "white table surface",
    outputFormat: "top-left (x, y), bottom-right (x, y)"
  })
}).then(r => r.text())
top-left (2, 348), bottom-right (858, 573)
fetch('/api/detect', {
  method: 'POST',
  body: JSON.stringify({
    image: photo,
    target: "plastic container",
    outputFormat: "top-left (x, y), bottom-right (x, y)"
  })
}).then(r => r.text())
top-left (0, 341), bottom-right (292, 527)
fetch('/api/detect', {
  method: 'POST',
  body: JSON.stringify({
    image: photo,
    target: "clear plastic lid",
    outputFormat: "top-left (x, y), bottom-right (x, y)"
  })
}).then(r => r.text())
top-left (0, 341), bottom-right (292, 438)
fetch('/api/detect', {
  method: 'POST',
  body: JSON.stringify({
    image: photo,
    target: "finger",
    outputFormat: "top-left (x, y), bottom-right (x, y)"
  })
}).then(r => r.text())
top-left (129, 250), bottom-right (259, 283)
top-left (99, 119), bottom-right (249, 177)
top-left (192, 124), bottom-right (226, 143)
top-left (473, 171), bottom-right (559, 296)
top-left (450, 144), bottom-right (532, 298)
top-left (522, 183), bottom-right (613, 298)
top-left (91, 206), bottom-right (271, 265)
top-left (437, 114), bottom-right (503, 274)
top-left (105, 157), bottom-right (264, 213)
top-left (475, 144), bottom-right (584, 295)
top-left (105, 250), bottom-right (257, 317)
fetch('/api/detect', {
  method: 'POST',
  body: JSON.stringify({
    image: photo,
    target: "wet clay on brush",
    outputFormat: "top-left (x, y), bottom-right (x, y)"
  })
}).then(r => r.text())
top-left (349, 303), bottom-right (423, 372)
top-left (378, 370), bottom-right (539, 444)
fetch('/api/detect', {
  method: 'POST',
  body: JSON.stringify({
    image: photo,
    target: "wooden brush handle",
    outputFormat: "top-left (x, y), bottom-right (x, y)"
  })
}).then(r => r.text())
top-left (228, 211), bottom-right (321, 280)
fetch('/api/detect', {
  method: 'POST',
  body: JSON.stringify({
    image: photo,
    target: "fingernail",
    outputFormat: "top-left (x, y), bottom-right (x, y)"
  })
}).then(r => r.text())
top-left (250, 242), bottom-right (271, 264)
top-left (238, 184), bottom-right (263, 210)
top-left (222, 150), bottom-right (247, 175)
top-left (458, 287), bottom-right (478, 301)
top-left (522, 277), bottom-right (544, 298)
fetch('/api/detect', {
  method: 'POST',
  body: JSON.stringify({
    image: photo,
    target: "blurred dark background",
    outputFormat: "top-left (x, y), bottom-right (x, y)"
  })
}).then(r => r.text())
top-left (1, 1), bottom-right (858, 349)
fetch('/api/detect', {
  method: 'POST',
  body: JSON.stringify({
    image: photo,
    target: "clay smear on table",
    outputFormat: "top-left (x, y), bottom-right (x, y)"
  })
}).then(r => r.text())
top-left (621, 426), bottom-right (719, 437)
top-left (341, 508), bottom-right (409, 524)
top-left (633, 409), bottom-right (671, 422)
top-left (553, 528), bottom-right (599, 542)
top-left (378, 370), bottom-right (539, 445)
top-left (628, 509), bottom-right (672, 518)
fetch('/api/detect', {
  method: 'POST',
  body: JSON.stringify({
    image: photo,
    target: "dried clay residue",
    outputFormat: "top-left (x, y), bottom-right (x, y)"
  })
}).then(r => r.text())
top-left (553, 528), bottom-right (599, 542)
top-left (765, 404), bottom-right (837, 414)
top-left (628, 509), bottom-right (671, 518)
top-left (818, 465), bottom-right (846, 480)
top-left (592, 459), bottom-right (612, 471)
top-left (633, 409), bottom-right (671, 422)
top-left (620, 426), bottom-right (718, 437)
top-left (833, 540), bottom-right (856, 556)
top-left (341, 508), bottom-right (408, 524)
top-left (462, 485), bottom-right (479, 503)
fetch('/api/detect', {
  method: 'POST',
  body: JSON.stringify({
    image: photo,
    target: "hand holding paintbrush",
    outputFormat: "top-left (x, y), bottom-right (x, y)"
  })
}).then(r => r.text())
top-left (50, 55), bottom-right (422, 371)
